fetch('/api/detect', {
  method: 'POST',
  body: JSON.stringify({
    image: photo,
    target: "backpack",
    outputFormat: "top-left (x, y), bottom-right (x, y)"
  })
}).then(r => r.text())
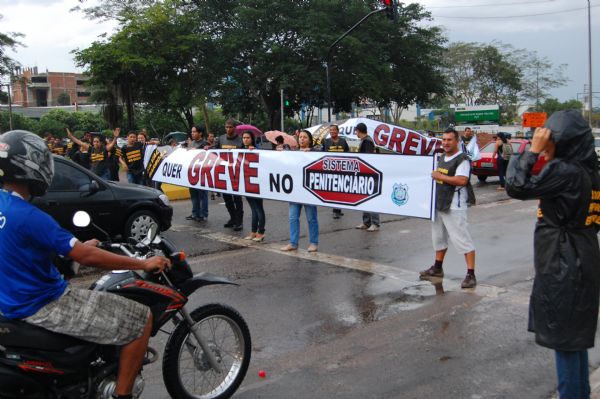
top-left (501, 142), bottom-right (513, 160)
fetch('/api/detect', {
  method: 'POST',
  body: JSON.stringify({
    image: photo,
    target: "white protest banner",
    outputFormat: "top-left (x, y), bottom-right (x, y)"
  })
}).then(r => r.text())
top-left (308, 117), bottom-right (441, 155)
top-left (147, 148), bottom-right (436, 219)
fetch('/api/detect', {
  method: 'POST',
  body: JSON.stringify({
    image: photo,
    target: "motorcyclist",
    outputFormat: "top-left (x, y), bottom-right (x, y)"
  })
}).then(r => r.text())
top-left (0, 130), bottom-right (171, 399)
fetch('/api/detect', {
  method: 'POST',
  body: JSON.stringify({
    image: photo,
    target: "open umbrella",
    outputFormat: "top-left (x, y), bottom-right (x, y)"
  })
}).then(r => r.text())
top-left (264, 130), bottom-right (298, 149)
top-left (235, 124), bottom-right (263, 138)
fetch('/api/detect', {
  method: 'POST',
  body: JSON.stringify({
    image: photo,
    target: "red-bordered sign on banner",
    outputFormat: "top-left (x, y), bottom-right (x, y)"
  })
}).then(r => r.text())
top-left (146, 148), bottom-right (437, 219)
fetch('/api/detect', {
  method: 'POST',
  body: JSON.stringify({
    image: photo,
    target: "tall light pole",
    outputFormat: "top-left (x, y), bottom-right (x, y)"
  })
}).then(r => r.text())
top-left (588, 0), bottom-right (593, 127)
top-left (326, 1), bottom-right (397, 122)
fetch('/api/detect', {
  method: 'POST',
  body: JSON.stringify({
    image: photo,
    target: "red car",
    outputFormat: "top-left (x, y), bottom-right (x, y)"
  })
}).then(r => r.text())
top-left (471, 138), bottom-right (547, 182)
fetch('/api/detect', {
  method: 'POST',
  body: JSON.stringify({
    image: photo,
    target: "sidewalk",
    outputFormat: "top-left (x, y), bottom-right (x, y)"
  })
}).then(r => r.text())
top-left (592, 368), bottom-right (600, 399)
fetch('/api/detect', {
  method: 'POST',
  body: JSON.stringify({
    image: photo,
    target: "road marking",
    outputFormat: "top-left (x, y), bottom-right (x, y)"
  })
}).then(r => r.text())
top-left (175, 224), bottom-right (507, 298)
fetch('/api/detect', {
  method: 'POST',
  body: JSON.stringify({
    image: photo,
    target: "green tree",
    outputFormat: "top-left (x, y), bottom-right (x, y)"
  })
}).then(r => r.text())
top-left (443, 42), bottom-right (521, 108)
top-left (74, 1), bottom-right (222, 131)
top-left (76, 0), bottom-right (447, 130)
top-left (211, 0), bottom-right (446, 129)
top-left (0, 110), bottom-right (37, 133)
top-left (512, 50), bottom-right (568, 111)
top-left (57, 92), bottom-right (71, 106)
top-left (0, 14), bottom-right (22, 79)
top-left (538, 98), bottom-right (583, 115)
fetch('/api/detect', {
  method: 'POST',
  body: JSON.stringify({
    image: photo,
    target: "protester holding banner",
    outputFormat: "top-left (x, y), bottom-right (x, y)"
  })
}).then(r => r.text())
top-left (217, 119), bottom-right (244, 231)
top-left (203, 131), bottom-right (219, 200)
top-left (204, 131), bottom-right (217, 150)
top-left (354, 123), bottom-right (380, 232)
top-left (186, 125), bottom-right (209, 222)
top-left (421, 127), bottom-right (477, 289)
top-left (240, 132), bottom-right (266, 242)
top-left (281, 130), bottom-right (319, 252)
top-left (322, 124), bottom-right (350, 220)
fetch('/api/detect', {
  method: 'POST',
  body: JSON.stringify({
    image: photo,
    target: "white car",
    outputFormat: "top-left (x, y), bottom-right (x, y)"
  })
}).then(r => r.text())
top-left (595, 138), bottom-right (600, 163)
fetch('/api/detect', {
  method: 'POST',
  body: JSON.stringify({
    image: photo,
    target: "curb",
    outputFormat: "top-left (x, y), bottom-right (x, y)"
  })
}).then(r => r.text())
top-left (162, 183), bottom-right (190, 201)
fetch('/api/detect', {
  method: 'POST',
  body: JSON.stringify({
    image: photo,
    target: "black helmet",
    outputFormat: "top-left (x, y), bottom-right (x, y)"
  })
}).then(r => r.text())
top-left (0, 130), bottom-right (54, 197)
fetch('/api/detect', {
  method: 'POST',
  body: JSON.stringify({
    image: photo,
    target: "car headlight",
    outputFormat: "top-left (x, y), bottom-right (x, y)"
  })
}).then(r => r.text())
top-left (159, 193), bottom-right (170, 206)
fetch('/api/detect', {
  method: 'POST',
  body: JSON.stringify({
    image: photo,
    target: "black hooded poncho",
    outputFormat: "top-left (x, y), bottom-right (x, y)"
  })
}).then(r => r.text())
top-left (506, 110), bottom-right (600, 351)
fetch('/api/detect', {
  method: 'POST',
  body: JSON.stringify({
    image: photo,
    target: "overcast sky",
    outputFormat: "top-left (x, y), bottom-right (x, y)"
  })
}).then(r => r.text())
top-left (1, 0), bottom-right (598, 103)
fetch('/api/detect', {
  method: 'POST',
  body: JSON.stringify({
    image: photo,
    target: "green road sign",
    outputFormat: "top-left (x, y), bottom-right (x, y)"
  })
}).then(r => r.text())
top-left (455, 108), bottom-right (499, 123)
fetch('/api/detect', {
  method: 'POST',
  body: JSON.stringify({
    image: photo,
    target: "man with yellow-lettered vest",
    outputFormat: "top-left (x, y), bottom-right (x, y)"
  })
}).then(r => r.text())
top-left (420, 127), bottom-right (477, 289)
top-left (120, 131), bottom-right (145, 185)
top-left (506, 110), bottom-right (600, 399)
top-left (217, 119), bottom-right (244, 231)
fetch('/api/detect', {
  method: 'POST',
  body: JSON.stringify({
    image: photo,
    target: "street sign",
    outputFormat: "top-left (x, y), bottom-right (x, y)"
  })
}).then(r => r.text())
top-left (522, 112), bottom-right (548, 128)
top-left (454, 105), bottom-right (500, 123)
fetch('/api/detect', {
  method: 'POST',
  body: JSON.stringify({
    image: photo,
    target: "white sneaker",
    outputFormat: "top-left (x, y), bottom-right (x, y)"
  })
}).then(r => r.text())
top-left (307, 244), bottom-right (318, 252)
top-left (367, 225), bottom-right (379, 232)
top-left (355, 224), bottom-right (368, 230)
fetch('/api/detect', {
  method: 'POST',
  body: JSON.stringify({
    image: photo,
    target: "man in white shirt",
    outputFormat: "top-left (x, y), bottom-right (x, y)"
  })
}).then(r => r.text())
top-left (420, 128), bottom-right (477, 288)
top-left (460, 127), bottom-right (481, 161)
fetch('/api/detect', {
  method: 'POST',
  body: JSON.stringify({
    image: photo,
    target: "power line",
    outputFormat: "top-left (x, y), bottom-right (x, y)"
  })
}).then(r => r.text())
top-left (426, 0), bottom-right (557, 9)
top-left (432, 4), bottom-right (600, 19)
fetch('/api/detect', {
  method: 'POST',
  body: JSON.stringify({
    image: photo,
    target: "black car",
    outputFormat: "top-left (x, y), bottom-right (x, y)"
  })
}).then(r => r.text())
top-left (33, 156), bottom-right (173, 242)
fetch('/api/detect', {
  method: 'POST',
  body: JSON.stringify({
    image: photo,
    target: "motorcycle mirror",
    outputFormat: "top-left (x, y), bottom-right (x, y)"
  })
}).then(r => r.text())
top-left (141, 223), bottom-right (159, 246)
top-left (73, 211), bottom-right (91, 228)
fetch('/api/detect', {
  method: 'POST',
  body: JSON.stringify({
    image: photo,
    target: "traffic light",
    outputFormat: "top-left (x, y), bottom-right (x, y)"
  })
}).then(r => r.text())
top-left (382, 0), bottom-right (397, 21)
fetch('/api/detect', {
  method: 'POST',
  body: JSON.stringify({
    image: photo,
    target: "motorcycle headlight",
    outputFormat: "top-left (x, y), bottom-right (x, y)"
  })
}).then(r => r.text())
top-left (159, 193), bottom-right (170, 206)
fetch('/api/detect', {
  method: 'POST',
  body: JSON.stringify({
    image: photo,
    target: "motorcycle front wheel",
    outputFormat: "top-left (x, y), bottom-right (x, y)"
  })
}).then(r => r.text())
top-left (163, 303), bottom-right (251, 399)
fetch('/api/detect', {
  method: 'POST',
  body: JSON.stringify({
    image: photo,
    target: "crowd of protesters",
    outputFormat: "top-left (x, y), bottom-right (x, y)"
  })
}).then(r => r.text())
top-left (44, 128), bottom-right (159, 187)
top-left (45, 119), bottom-right (509, 259)
top-left (38, 111), bottom-right (600, 398)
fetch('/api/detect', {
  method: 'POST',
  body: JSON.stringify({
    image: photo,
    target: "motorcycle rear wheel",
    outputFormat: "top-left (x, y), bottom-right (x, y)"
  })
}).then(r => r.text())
top-left (163, 303), bottom-right (251, 399)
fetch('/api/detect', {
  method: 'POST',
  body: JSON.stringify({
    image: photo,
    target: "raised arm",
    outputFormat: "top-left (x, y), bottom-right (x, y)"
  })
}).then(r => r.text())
top-left (66, 128), bottom-right (85, 146)
top-left (105, 127), bottom-right (120, 152)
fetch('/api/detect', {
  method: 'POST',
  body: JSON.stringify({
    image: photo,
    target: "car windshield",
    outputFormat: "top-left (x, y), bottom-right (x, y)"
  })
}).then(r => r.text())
top-left (595, 138), bottom-right (600, 147)
top-left (481, 142), bottom-right (496, 153)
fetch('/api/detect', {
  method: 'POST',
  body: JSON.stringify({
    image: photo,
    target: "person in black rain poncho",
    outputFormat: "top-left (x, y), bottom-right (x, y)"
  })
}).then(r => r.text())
top-left (506, 110), bottom-right (600, 399)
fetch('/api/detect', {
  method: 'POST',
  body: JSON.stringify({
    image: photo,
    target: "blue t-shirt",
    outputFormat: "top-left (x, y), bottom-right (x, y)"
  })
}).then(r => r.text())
top-left (0, 190), bottom-right (76, 319)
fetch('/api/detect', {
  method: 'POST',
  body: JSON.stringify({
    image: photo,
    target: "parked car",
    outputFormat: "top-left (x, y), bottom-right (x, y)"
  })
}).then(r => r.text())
top-left (595, 137), bottom-right (600, 163)
top-left (163, 131), bottom-right (188, 145)
top-left (471, 138), bottom-right (547, 182)
top-left (33, 156), bottom-right (173, 242)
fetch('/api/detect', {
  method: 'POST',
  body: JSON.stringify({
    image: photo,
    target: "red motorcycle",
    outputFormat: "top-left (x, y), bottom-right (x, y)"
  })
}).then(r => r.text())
top-left (0, 212), bottom-right (251, 399)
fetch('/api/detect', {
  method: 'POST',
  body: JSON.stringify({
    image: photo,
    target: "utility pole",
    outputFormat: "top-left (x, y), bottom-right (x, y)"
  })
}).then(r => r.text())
top-left (7, 82), bottom-right (12, 131)
top-left (280, 89), bottom-right (284, 132)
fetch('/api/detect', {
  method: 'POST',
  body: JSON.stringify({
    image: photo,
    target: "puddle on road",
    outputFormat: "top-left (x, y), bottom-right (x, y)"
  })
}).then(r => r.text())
top-left (305, 274), bottom-right (458, 343)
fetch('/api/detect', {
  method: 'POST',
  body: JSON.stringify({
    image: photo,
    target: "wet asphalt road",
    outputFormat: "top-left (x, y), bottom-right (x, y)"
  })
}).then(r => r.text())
top-left (76, 177), bottom-right (600, 398)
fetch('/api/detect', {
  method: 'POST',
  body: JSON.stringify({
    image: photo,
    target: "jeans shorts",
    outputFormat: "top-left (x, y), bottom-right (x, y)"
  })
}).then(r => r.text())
top-left (24, 287), bottom-right (150, 346)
